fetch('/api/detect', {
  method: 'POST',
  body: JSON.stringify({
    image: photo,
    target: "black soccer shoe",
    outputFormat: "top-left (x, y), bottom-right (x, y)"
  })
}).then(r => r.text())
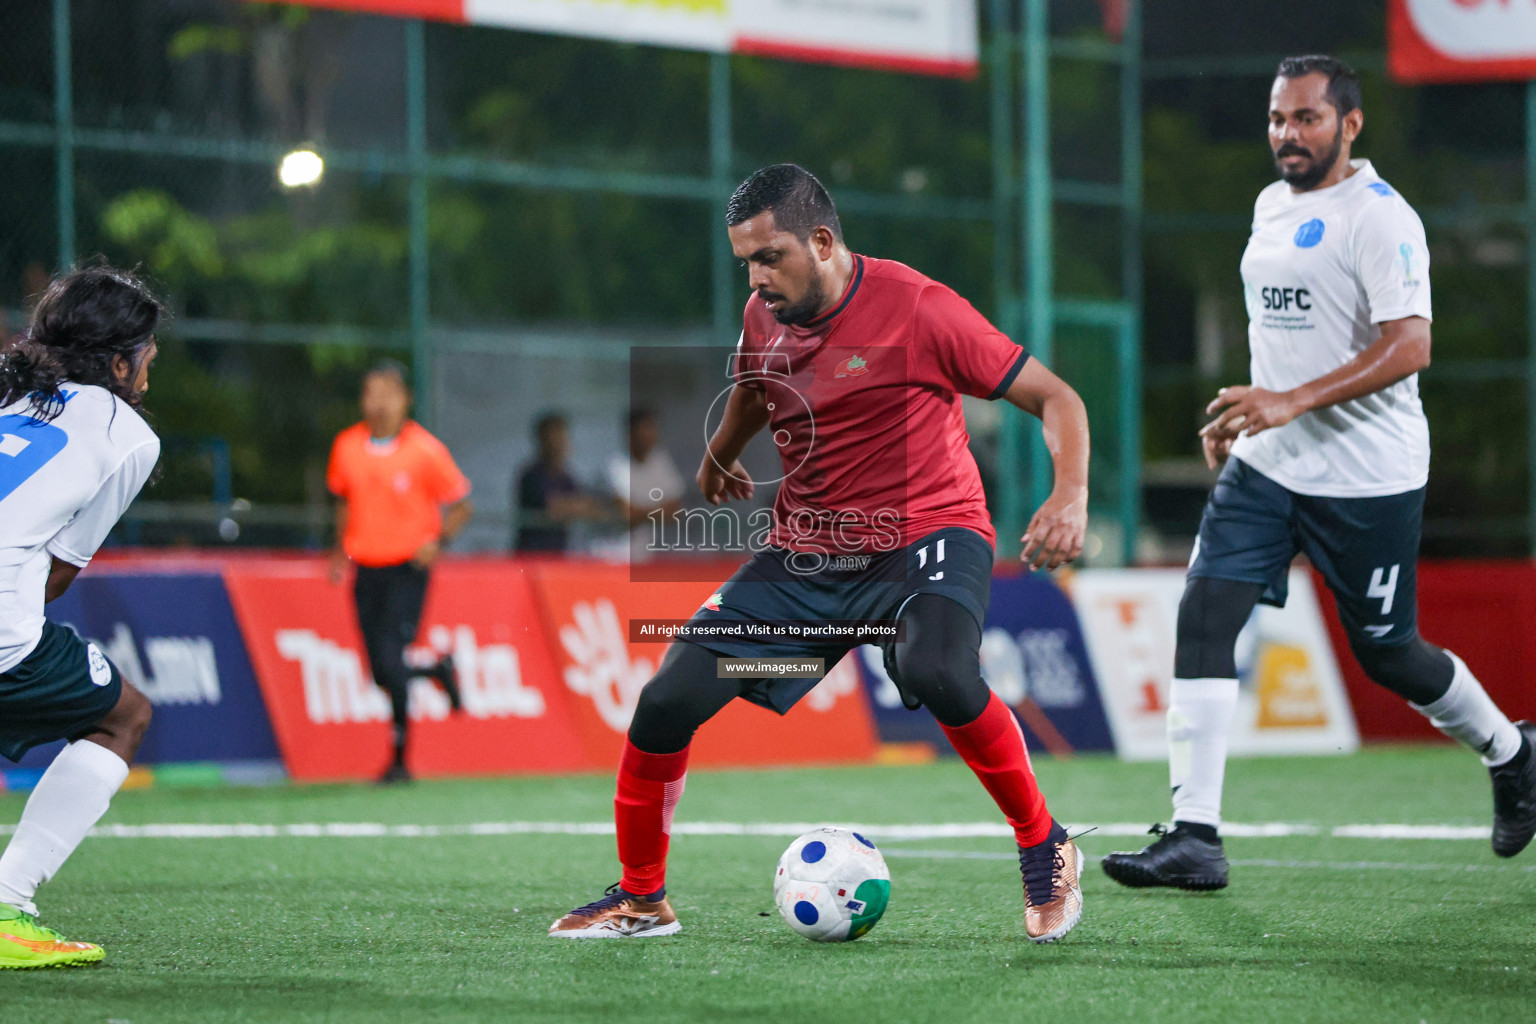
top-left (377, 761), bottom-right (413, 785)
top-left (1101, 824), bottom-right (1229, 891)
top-left (1490, 721), bottom-right (1536, 858)
top-left (433, 655), bottom-right (464, 713)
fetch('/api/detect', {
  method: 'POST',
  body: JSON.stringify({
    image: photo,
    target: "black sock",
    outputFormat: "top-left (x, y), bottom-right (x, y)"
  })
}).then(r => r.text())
top-left (1173, 820), bottom-right (1220, 843)
top-left (1020, 820), bottom-right (1066, 850)
top-left (622, 886), bottom-right (665, 900)
top-left (1497, 733), bottom-right (1532, 772)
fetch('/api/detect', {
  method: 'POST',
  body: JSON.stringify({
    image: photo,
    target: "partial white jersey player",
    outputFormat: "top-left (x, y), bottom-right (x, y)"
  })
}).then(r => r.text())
top-left (1233, 158), bottom-right (1432, 496)
top-left (0, 264), bottom-right (166, 969)
top-left (1102, 56), bottom-right (1536, 895)
top-left (0, 384), bottom-right (160, 672)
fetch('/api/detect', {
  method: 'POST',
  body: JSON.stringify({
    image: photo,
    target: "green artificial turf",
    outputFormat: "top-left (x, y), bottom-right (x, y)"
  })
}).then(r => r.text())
top-left (2, 747), bottom-right (1532, 1023)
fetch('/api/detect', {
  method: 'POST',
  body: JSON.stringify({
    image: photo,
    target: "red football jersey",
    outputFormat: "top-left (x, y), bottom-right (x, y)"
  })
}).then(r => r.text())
top-left (735, 255), bottom-right (1029, 554)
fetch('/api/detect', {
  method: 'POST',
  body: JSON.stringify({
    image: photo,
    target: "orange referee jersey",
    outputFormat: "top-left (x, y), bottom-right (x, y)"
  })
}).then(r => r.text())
top-left (327, 421), bottom-right (471, 567)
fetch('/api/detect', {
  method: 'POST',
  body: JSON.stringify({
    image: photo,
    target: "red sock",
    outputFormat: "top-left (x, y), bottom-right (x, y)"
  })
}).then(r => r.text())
top-left (615, 739), bottom-right (690, 897)
top-left (941, 692), bottom-right (1053, 847)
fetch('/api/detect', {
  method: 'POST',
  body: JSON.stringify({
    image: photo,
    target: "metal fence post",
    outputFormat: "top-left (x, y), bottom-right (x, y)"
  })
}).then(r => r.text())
top-left (1022, 0), bottom-right (1054, 525)
top-left (406, 19), bottom-right (433, 427)
top-left (990, 0), bottom-right (1025, 559)
top-left (1119, 0), bottom-right (1143, 566)
top-left (53, 0), bottom-right (74, 270)
top-left (1527, 79), bottom-right (1536, 556)
top-left (710, 53), bottom-right (735, 344)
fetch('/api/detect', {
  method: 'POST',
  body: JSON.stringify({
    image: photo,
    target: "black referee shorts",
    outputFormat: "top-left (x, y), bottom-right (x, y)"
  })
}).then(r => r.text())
top-left (352, 562), bottom-right (431, 694)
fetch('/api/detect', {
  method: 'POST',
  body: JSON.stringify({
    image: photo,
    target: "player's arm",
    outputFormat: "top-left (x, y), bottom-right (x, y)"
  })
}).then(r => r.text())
top-left (413, 495), bottom-right (473, 568)
top-left (1201, 315), bottom-right (1431, 464)
top-left (697, 384), bottom-right (769, 506)
top-left (328, 498), bottom-right (350, 584)
top-left (413, 443), bottom-right (475, 568)
top-left (621, 495), bottom-right (683, 529)
top-left (1001, 360), bottom-right (1090, 570)
top-left (45, 558), bottom-right (82, 602)
top-left (442, 496), bottom-right (474, 540)
top-left (544, 489), bottom-right (605, 523)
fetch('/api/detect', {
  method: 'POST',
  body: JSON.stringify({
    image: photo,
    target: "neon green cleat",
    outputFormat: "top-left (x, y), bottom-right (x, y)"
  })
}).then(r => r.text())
top-left (0, 903), bottom-right (104, 969)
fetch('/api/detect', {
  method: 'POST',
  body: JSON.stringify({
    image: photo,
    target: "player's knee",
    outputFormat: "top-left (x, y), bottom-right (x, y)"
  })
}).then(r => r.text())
top-left (893, 642), bottom-right (970, 695)
top-left (124, 683), bottom-right (153, 735)
top-left (1173, 577), bottom-right (1262, 679)
top-left (628, 675), bottom-right (710, 754)
top-left (1347, 634), bottom-right (1452, 706)
top-left (891, 642), bottom-right (989, 727)
top-left (98, 681), bottom-right (153, 751)
top-left (632, 678), bottom-right (686, 729)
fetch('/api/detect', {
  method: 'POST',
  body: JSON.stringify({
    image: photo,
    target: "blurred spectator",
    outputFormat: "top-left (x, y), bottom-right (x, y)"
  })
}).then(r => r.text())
top-left (607, 408), bottom-right (684, 558)
top-left (514, 412), bottom-right (606, 552)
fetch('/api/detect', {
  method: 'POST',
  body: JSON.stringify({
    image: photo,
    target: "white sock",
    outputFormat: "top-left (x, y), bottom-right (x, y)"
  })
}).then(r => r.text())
top-left (0, 741), bottom-right (129, 916)
top-left (1411, 651), bottom-right (1523, 767)
top-left (1167, 677), bottom-right (1240, 829)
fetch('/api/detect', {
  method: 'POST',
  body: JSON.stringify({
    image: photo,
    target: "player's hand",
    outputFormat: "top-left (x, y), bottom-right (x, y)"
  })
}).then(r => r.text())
top-left (1202, 430), bottom-right (1236, 470)
top-left (327, 550), bottom-right (350, 586)
top-left (411, 538), bottom-right (441, 569)
top-left (1021, 488), bottom-right (1087, 571)
top-left (1201, 386), bottom-right (1305, 442)
top-left (697, 452), bottom-right (754, 506)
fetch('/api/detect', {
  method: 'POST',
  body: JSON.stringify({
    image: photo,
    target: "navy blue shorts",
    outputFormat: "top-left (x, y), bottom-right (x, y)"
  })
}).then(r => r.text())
top-left (686, 526), bottom-right (994, 713)
top-left (0, 620), bottom-right (124, 762)
top-left (1190, 458), bottom-right (1423, 646)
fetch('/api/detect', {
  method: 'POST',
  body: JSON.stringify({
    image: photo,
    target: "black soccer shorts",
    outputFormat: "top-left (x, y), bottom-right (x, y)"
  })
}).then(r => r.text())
top-left (1189, 457), bottom-right (1424, 646)
top-left (683, 525), bottom-right (994, 713)
top-left (0, 619), bottom-right (124, 762)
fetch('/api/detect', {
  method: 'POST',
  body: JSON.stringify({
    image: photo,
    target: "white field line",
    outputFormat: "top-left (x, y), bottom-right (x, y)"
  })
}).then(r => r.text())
top-left (883, 848), bottom-right (1536, 873)
top-left (0, 821), bottom-right (1500, 841)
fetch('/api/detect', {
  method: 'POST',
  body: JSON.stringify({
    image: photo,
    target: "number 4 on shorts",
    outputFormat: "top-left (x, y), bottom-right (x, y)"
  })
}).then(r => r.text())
top-left (1367, 564), bottom-right (1400, 616)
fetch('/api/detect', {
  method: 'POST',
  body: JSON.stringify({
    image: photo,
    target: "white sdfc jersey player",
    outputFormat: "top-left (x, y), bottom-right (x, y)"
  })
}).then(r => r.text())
top-left (1103, 57), bottom-right (1536, 893)
top-left (1233, 158), bottom-right (1432, 497)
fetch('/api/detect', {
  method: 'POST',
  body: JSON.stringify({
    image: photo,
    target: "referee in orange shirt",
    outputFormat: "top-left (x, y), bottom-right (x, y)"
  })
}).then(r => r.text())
top-left (327, 361), bottom-right (474, 783)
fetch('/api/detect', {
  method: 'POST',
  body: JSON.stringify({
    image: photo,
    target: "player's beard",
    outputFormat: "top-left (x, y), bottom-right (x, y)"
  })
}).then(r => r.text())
top-left (1274, 122), bottom-right (1343, 191)
top-left (762, 272), bottom-right (829, 327)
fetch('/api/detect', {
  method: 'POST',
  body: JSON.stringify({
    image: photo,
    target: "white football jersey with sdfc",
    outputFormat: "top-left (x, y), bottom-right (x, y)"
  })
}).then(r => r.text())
top-left (0, 385), bottom-right (159, 672)
top-left (1230, 159), bottom-right (1433, 497)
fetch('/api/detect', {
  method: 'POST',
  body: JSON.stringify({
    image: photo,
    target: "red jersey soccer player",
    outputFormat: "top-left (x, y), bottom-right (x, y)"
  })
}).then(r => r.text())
top-left (550, 165), bottom-right (1091, 943)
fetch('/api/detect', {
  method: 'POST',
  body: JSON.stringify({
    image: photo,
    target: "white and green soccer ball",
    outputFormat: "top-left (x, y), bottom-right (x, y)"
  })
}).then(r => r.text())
top-left (773, 827), bottom-right (891, 942)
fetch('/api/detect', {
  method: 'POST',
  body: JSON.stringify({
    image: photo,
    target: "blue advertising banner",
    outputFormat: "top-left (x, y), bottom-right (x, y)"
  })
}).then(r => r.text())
top-left (982, 573), bottom-right (1114, 754)
top-left (849, 572), bottom-right (1113, 755)
top-left (13, 573), bottom-right (280, 770)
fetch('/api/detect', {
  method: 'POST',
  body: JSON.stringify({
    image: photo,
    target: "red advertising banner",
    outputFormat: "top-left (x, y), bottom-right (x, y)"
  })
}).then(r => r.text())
top-left (1389, 0), bottom-right (1536, 84)
top-left (224, 559), bottom-right (590, 780)
top-left (527, 562), bottom-right (880, 770)
top-left (1317, 562), bottom-right (1536, 742)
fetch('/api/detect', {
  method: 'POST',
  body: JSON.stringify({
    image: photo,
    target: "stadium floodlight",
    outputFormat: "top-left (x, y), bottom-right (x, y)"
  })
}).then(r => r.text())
top-left (277, 148), bottom-right (324, 189)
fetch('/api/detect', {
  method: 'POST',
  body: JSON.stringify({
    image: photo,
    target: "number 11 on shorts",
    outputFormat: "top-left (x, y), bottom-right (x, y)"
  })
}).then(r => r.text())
top-left (917, 539), bottom-right (945, 581)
